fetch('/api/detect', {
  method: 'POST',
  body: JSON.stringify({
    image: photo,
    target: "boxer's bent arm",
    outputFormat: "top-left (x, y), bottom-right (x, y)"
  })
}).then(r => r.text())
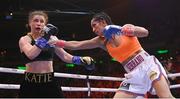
top-left (122, 24), bottom-right (149, 37)
top-left (64, 36), bottom-right (103, 50)
top-left (19, 36), bottom-right (41, 60)
top-left (133, 25), bottom-right (149, 37)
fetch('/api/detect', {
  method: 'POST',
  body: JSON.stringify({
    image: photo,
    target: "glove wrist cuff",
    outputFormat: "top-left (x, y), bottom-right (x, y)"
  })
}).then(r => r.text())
top-left (72, 56), bottom-right (81, 65)
top-left (55, 40), bottom-right (66, 48)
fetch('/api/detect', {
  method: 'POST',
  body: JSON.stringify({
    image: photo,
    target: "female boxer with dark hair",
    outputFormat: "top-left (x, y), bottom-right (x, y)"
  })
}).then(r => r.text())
top-left (49, 12), bottom-right (174, 98)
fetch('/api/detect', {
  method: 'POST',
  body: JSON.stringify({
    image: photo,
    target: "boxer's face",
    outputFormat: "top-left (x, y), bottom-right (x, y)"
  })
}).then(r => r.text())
top-left (91, 19), bottom-right (107, 37)
top-left (29, 15), bottom-right (46, 34)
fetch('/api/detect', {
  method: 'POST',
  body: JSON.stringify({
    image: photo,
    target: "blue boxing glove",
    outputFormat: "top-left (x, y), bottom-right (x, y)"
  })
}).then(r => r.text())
top-left (35, 37), bottom-right (49, 49)
top-left (103, 25), bottom-right (122, 40)
top-left (35, 24), bottom-right (58, 49)
top-left (72, 56), bottom-right (95, 71)
top-left (35, 37), bottom-right (54, 49)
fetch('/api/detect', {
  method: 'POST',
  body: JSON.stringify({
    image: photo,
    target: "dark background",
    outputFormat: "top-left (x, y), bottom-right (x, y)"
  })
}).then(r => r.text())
top-left (0, 0), bottom-right (180, 59)
top-left (0, 0), bottom-right (180, 97)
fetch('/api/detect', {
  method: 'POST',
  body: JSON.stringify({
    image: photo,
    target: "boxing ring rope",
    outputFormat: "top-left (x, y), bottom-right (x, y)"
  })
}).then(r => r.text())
top-left (168, 73), bottom-right (180, 78)
top-left (0, 84), bottom-right (118, 92)
top-left (0, 67), bottom-right (125, 81)
top-left (0, 67), bottom-right (180, 93)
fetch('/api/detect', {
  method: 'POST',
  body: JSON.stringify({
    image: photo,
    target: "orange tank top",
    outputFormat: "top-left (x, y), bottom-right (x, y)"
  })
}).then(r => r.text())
top-left (106, 35), bottom-right (142, 63)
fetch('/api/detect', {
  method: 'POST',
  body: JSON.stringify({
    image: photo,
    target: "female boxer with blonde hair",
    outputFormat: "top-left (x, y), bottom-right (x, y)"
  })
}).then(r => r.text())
top-left (18, 10), bottom-right (94, 98)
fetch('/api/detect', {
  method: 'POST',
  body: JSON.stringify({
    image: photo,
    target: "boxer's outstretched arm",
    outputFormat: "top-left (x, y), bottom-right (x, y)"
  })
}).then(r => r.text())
top-left (49, 36), bottom-right (105, 50)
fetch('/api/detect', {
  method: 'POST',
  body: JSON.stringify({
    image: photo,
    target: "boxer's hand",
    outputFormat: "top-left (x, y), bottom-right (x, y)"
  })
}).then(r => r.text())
top-left (35, 24), bottom-right (59, 49)
top-left (48, 36), bottom-right (66, 48)
top-left (35, 37), bottom-right (48, 49)
top-left (72, 56), bottom-right (95, 71)
top-left (48, 36), bottom-right (59, 45)
top-left (35, 37), bottom-right (55, 49)
top-left (103, 25), bottom-right (122, 40)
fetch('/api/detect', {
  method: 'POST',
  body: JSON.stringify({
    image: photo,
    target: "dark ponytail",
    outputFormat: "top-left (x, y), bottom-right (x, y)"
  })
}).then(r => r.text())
top-left (92, 12), bottom-right (113, 25)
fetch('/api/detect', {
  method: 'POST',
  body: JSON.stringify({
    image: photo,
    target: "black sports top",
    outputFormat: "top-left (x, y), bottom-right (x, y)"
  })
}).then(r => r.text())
top-left (21, 34), bottom-right (55, 63)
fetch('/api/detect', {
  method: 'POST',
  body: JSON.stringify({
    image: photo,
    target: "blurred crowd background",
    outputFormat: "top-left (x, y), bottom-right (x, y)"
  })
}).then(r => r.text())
top-left (0, 0), bottom-right (180, 98)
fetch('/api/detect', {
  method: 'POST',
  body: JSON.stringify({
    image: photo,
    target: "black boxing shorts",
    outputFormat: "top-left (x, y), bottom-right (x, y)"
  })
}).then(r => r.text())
top-left (19, 72), bottom-right (64, 98)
